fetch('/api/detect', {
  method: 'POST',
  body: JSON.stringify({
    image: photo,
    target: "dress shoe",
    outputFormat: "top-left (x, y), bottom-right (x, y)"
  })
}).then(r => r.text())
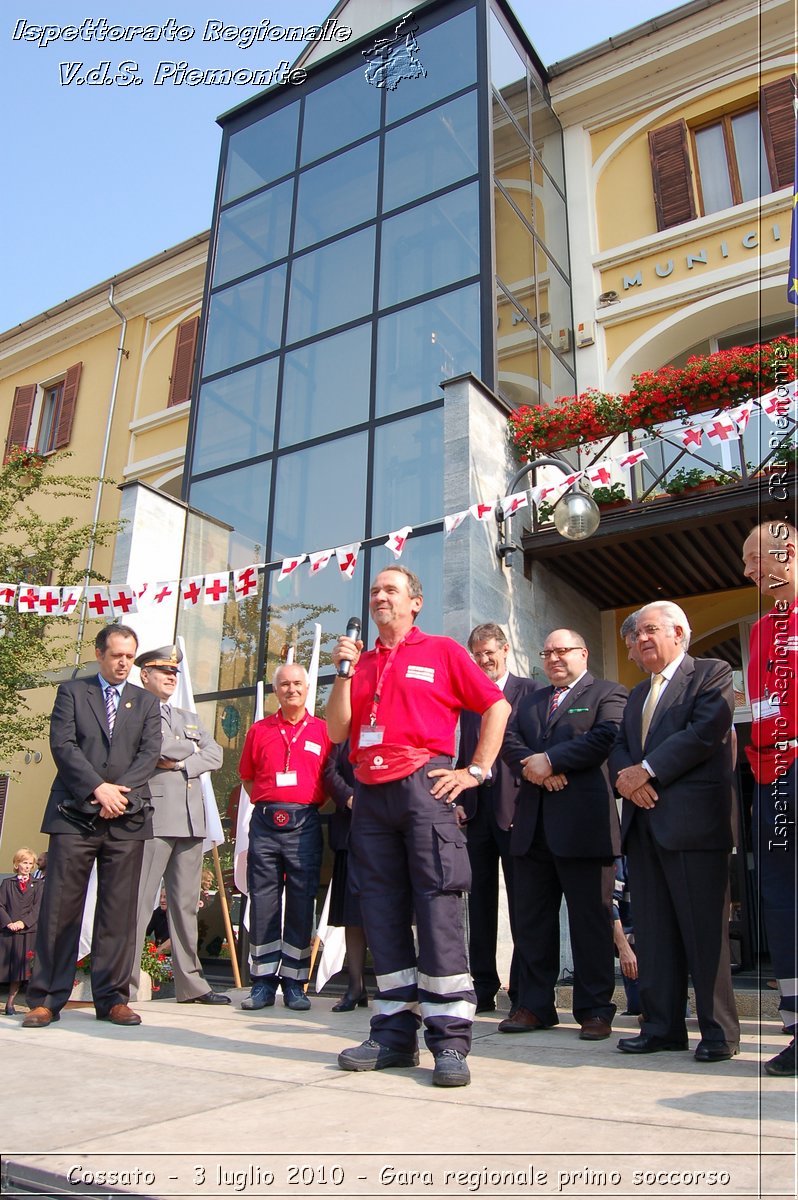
top-left (579, 1016), bottom-right (613, 1041)
top-left (694, 1040), bottom-right (739, 1062)
top-left (497, 1007), bottom-right (554, 1033)
top-left (763, 1037), bottom-right (797, 1077)
top-left (241, 982), bottom-right (276, 1010)
top-left (22, 1006), bottom-right (59, 1028)
top-left (338, 1038), bottom-right (419, 1071)
top-left (98, 1003), bottom-right (142, 1026)
top-left (617, 1033), bottom-right (688, 1054)
top-left (331, 992), bottom-right (368, 1013)
top-left (282, 982), bottom-right (311, 1011)
top-left (178, 992), bottom-right (231, 1005)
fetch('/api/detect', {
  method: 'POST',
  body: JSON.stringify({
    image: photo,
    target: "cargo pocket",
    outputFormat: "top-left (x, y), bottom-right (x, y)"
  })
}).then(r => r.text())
top-left (432, 822), bottom-right (472, 893)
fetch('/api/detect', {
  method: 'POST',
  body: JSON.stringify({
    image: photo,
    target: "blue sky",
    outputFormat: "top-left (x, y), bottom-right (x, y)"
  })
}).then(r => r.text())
top-left (2, 0), bottom-right (677, 332)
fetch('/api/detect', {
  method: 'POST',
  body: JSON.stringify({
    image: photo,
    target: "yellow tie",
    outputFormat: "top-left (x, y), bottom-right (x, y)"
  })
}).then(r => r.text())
top-left (641, 673), bottom-right (665, 745)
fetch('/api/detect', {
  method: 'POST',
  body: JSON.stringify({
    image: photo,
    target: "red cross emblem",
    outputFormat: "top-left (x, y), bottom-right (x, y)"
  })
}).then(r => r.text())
top-left (0, 585), bottom-right (16, 604)
top-left (475, 504), bottom-right (492, 519)
top-left (87, 591), bottom-right (110, 616)
top-left (339, 554), bottom-right (356, 574)
top-left (39, 590), bottom-right (60, 614)
top-left (590, 467), bottom-right (612, 485)
top-left (18, 588), bottom-right (38, 610)
top-left (61, 591), bottom-right (79, 613)
top-left (273, 810), bottom-right (289, 827)
top-left (205, 577), bottom-right (228, 602)
top-left (706, 419), bottom-right (734, 441)
top-left (182, 581), bottom-right (201, 605)
top-left (236, 568), bottom-right (257, 596)
top-left (681, 428), bottom-right (702, 447)
top-left (154, 586), bottom-right (173, 604)
top-left (112, 590), bottom-right (133, 613)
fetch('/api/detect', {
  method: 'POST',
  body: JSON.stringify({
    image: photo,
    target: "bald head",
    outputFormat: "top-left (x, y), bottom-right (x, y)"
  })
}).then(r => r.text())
top-left (742, 521), bottom-right (797, 598)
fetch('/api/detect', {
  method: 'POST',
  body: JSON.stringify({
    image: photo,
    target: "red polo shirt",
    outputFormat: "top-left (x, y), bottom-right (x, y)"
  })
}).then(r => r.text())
top-left (239, 711), bottom-right (331, 805)
top-left (348, 626), bottom-right (503, 758)
top-left (746, 599), bottom-right (798, 784)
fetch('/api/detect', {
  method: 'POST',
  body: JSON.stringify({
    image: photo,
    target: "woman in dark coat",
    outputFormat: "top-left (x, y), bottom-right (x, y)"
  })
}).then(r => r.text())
top-left (0, 848), bottom-right (44, 1014)
top-left (323, 742), bottom-right (368, 1011)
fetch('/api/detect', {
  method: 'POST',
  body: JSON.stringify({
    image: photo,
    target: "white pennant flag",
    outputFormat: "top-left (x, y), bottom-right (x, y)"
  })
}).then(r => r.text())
top-left (181, 577), bottom-right (204, 608)
top-left (703, 413), bottom-right (738, 445)
top-left (617, 449), bottom-right (648, 470)
top-left (59, 586), bottom-right (82, 617)
top-left (203, 572), bottom-right (230, 605)
top-left (444, 510), bottom-right (469, 536)
top-left (0, 584), bottom-right (17, 607)
top-left (678, 427), bottom-right (704, 453)
top-left (336, 543), bottom-right (361, 579)
top-left (759, 381), bottom-right (798, 421)
top-left (233, 566), bottom-right (259, 599)
top-left (728, 400), bottom-right (753, 434)
top-left (470, 501), bottom-right (495, 522)
top-left (17, 585), bottom-right (38, 615)
top-left (308, 549), bottom-right (333, 575)
top-left (152, 581), bottom-right (176, 606)
top-left (586, 463), bottom-right (614, 486)
top-left (278, 554), bottom-right (307, 583)
top-left (500, 491), bottom-right (528, 516)
top-left (560, 470), bottom-right (585, 489)
top-left (85, 586), bottom-right (112, 621)
top-left (109, 585), bottom-right (137, 618)
top-left (384, 525), bottom-right (412, 559)
top-left (133, 582), bottom-right (151, 607)
top-left (37, 587), bottom-right (61, 617)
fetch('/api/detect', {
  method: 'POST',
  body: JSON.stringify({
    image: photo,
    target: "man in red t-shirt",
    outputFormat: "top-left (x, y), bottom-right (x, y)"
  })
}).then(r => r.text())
top-left (238, 663), bottom-right (331, 1011)
top-left (742, 519), bottom-right (798, 1077)
top-left (327, 566), bottom-right (510, 1087)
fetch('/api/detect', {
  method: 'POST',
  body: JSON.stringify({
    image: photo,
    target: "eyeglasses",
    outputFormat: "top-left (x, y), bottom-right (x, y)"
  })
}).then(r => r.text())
top-left (539, 647), bottom-right (583, 659)
top-left (635, 624), bottom-right (668, 638)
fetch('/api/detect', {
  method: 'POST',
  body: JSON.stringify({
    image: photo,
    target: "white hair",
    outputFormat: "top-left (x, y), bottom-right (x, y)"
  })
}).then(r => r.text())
top-left (637, 602), bottom-right (692, 650)
top-left (272, 662), bottom-right (309, 687)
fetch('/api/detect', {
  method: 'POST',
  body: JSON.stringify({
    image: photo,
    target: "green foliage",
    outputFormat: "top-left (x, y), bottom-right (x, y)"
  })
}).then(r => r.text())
top-left (0, 449), bottom-right (119, 769)
top-left (592, 483), bottom-right (628, 504)
top-left (663, 466), bottom-right (717, 495)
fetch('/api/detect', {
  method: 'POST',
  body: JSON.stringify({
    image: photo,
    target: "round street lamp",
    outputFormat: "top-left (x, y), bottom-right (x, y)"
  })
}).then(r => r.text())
top-left (496, 457), bottom-right (600, 563)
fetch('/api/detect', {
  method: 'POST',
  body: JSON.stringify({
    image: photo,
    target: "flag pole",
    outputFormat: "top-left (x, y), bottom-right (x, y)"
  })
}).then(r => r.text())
top-left (211, 843), bottom-right (241, 989)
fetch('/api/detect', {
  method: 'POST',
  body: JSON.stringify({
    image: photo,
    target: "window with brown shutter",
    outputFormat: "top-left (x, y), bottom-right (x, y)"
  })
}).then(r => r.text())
top-left (167, 315), bottom-right (200, 408)
top-left (53, 362), bottom-right (82, 450)
top-left (648, 121), bottom-right (697, 231)
top-left (761, 76), bottom-right (796, 191)
top-left (4, 383), bottom-right (37, 461)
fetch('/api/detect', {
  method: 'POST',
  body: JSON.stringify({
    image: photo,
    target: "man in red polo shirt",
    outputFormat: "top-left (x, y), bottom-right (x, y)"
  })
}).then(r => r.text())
top-left (327, 566), bottom-right (510, 1087)
top-left (238, 663), bottom-right (331, 1011)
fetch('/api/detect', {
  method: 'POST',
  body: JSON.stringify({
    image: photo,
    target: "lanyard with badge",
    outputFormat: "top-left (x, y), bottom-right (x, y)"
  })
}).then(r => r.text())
top-left (275, 717), bottom-right (308, 787)
top-left (360, 638), bottom-right (405, 748)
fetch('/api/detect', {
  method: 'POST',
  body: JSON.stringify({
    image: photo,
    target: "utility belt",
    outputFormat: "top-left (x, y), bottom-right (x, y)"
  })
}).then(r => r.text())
top-left (254, 801), bottom-right (319, 832)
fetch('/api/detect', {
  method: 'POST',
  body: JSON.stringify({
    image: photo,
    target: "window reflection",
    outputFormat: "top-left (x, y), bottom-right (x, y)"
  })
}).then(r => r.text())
top-left (488, 9), bottom-right (528, 95)
top-left (301, 66), bottom-right (381, 165)
top-left (214, 180), bottom-right (294, 287)
top-left (295, 140), bottom-right (379, 251)
top-left (529, 76), bottom-right (565, 194)
top-left (265, 564), bottom-right (357, 680)
top-left (223, 104), bottom-right (299, 204)
top-left (287, 227), bottom-right (376, 343)
top-left (280, 324), bottom-right (371, 447)
top-left (271, 432), bottom-right (368, 557)
top-left (188, 461), bottom-right (271, 557)
top-left (383, 92), bottom-right (478, 213)
top-left (380, 182), bottom-right (479, 309)
top-left (193, 359), bottom-right (278, 473)
top-left (203, 265), bottom-right (287, 376)
top-left (368, 533), bottom-right (443, 636)
top-left (372, 409), bottom-right (443, 532)
top-left (385, 8), bottom-right (477, 124)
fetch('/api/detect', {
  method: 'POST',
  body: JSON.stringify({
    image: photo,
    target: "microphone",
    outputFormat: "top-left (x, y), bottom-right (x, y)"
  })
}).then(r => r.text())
top-left (337, 617), bottom-right (362, 678)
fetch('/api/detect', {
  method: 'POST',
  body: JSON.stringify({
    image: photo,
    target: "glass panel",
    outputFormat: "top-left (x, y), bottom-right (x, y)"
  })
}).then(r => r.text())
top-left (368, 533), bottom-right (443, 636)
top-left (384, 8), bottom-right (477, 123)
top-left (530, 75), bottom-right (565, 194)
top-left (222, 104), bottom-right (299, 204)
top-left (193, 359), bottom-right (278, 474)
top-left (489, 11), bottom-right (528, 104)
top-left (375, 284), bottom-right (481, 417)
top-left (294, 140), bottom-right (379, 250)
top-left (209, 694), bottom-right (259, 814)
top-left (203, 265), bottom-right (287, 376)
top-left (732, 109), bottom-right (770, 201)
top-left (534, 242), bottom-right (573, 374)
top-left (280, 324), bottom-right (371, 446)
top-left (695, 124), bottom-right (733, 214)
top-left (493, 103), bottom-right (534, 225)
top-left (383, 91), bottom-right (478, 212)
top-left (301, 65), bottom-right (382, 165)
top-left (271, 431), bottom-right (368, 557)
top-left (380, 182), bottom-right (479, 309)
top-left (265, 563), bottom-right (360, 681)
top-left (213, 180), bottom-right (293, 287)
top-left (287, 227), bottom-right (376, 343)
top-left (532, 154), bottom-right (569, 273)
top-left (537, 340), bottom-right (576, 409)
top-left (371, 408), bottom-right (443, 532)
top-left (496, 291), bottom-right (539, 409)
top-left (494, 186), bottom-right (537, 318)
top-left (188, 460), bottom-right (272, 562)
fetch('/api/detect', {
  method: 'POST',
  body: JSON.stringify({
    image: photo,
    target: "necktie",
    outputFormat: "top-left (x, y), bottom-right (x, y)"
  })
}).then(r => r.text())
top-left (641, 673), bottom-right (665, 745)
top-left (161, 703), bottom-right (171, 726)
top-left (105, 686), bottom-right (117, 737)
top-left (547, 687), bottom-right (567, 723)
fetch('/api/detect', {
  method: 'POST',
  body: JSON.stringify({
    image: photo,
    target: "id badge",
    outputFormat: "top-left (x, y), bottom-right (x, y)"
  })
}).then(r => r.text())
top-left (276, 771), bottom-right (298, 787)
top-left (360, 725), bottom-right (385, 747)
top-left (752, 696), bottom-right (781, 721)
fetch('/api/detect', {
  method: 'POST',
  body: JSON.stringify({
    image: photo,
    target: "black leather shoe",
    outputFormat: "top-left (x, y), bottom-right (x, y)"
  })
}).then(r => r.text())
top-left (331, 992), bottom-right (368, 1013)
top-left (179, 992), bottom-right (231, 1005)
top-left (694, 1040), bottom-right (738, 1062)
top-left (763, 1037), bottom-right (797, 1077)
top-left (617, 1033), bottom-right (688, 1054)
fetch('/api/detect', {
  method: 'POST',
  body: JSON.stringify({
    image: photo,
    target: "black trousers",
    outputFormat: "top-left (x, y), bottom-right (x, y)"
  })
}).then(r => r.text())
top-left (626, 815), bottom-right (739, 1045)
top-left (465, 799), bottom-right (518, 1006)
top-left (28, 830), bottom-right (144, 1016)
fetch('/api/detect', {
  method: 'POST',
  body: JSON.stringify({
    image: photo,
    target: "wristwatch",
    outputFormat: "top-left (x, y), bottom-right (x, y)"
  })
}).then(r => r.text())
top-left (466, 764), bottom-right (485, 784)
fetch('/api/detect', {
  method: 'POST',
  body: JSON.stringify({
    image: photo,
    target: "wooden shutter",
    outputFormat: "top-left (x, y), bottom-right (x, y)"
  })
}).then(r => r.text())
top-left (648, 121), bottom-right (698, 231)
top-left (3, 383), bottom-right (36, 461)
top-left (761, 76), bottom-right (796, 191)
top-left (53, 362), bottom-right (82, 450)
top-left (167, 315), bottom-right (199, 408)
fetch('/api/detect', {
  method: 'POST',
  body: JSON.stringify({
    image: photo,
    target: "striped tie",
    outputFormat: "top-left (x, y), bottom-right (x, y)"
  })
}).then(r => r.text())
top-left (547, 687), bottom-right (566, 723)
top-left (105, 686), bottom-right (117, 737)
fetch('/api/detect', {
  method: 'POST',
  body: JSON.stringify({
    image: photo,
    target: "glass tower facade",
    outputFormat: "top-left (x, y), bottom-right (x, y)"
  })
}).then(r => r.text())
top-left (180, 0), bottom-right (572, 785)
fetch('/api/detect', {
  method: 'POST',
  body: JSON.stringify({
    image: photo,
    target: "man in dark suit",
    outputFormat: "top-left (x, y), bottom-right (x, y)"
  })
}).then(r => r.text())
top-left (501, 629), bottom-right (626, 1040)
top-left (23, 624), bottom-right (161, 1028)
top-left (610, 601), bottom-right (740, 1062)
top-left (456, 623), bottom-right (539, 1013)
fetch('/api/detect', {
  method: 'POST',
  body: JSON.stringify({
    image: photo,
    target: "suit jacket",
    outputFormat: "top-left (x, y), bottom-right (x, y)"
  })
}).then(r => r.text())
top-left (42, 675), bottom-right (162, 839)
top-left (0, 876), bottom-right (43, 931)
top-left (323, 741), bottom-right (356, 852)
top-left (608, 655), bottom-right (735, 853)
top-left (148, 704), bottom-right (223, 838)
top-left (503, 672), bottom-right (627, 858)
top-left (457, 674), bottom-right (541, 829)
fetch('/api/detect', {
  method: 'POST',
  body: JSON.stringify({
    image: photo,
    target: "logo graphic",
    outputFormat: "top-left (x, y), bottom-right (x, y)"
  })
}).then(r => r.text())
top-left (273, 810), bottom-right (290, 827)
top-left (363, 13), bottom-right (426, 90)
